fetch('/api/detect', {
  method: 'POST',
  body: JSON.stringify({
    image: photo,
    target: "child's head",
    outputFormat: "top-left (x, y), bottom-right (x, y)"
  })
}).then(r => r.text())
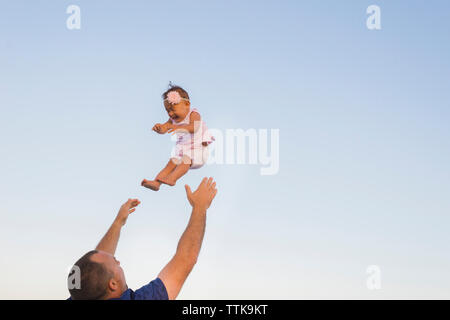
top-left (162, 83), bottom-right (191, 122)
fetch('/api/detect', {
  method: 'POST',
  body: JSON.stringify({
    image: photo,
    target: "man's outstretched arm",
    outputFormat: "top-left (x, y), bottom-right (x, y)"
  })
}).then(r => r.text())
top-left (158, 177), bottom-right (217, 300)
top-left (95, 199), bottom-right (140, 255)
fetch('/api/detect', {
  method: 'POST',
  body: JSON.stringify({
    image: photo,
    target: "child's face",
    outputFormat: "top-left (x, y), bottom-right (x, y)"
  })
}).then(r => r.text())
top-left (164, 100), bottom-right (190, 123)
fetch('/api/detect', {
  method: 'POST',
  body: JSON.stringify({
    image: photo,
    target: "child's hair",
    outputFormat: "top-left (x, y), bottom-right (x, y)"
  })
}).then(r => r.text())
top-left (162, 82), bottom-right (190, 100)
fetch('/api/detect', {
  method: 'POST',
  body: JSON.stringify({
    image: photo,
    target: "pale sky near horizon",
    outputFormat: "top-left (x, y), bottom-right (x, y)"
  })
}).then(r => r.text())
top-left (1, 0), bottom-right (449, 299)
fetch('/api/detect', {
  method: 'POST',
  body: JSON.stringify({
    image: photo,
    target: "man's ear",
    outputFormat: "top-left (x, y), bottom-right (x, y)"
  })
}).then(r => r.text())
top-left (108, 278), bottom-right (118, 292)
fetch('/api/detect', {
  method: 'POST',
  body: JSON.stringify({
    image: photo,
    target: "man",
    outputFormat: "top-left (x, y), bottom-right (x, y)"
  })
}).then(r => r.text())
top-left (68, 177), bottom-right (217, 300)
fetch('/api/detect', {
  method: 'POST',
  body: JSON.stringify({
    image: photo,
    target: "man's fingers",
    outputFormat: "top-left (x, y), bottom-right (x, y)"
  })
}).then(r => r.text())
top-left (131, 200), bottom-right (140, 208)
top-left (185, 184), bottom-right (192, 197)
top-left (208, 188), bottom-right (217, 206)
top-left (129, 208), bottom-right (136, 214)
top-left (204, 177), bottom-right (214, 190)
top-left (124, 198), bottom-right (140, 209)
top-left (199, 177), bottom-right (208, 188)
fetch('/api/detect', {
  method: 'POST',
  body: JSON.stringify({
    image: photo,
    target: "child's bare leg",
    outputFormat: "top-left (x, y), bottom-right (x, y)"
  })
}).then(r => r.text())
top-left (158, 156), bottom-right (191, 186)
top-left (141, 158), bottom-right (178, 191)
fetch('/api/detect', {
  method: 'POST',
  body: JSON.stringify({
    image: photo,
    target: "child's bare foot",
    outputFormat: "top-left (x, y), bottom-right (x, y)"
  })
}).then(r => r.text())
top-left (141, 179), bottom-right (161, 191)
top-left (157, 176), bottom-right (176, 186)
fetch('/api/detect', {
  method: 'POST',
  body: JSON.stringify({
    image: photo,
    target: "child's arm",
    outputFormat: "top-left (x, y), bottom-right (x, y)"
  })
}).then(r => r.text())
top-left (152, 119), bottom-right (172, 134)
top-left (167, 111), bottom-right (201, 134)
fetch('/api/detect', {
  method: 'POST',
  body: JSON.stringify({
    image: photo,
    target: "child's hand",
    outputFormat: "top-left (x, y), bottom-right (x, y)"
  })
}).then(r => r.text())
top-left (152, 123), bottom-right (169, 134)
top-left (152, 123), bottom-right (162, 133)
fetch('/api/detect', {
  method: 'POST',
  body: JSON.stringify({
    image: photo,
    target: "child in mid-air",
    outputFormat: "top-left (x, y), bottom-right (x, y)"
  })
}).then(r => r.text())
top-left (141, 84), bottom-right (214, 191)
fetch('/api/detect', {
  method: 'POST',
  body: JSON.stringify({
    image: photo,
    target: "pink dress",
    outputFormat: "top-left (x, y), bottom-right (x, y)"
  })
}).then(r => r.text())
top-left (170, 108), bottom-right (214, 169)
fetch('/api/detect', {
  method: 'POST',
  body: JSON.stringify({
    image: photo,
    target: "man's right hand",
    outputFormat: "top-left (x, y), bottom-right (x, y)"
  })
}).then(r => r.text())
top-left (185, 177), bottom-right (217, 210)
top-left (159, 177), bottom-right (218, 300)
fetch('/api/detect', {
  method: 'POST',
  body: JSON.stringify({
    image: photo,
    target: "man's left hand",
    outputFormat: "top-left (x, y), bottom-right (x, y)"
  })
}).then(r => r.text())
top-left (115, 199), bottom-right (140, 226)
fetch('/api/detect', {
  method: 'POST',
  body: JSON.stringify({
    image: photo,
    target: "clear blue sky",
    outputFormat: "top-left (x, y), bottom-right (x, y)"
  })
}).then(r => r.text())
top-left (0, 0), bottom-right (449, 299)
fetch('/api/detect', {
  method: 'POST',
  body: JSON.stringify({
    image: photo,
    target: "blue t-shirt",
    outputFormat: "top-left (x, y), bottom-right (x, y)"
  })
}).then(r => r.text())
top-left (68, 278), bottom-right (168, 300)
top-left (111, 278), bottom-right (168, 300)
